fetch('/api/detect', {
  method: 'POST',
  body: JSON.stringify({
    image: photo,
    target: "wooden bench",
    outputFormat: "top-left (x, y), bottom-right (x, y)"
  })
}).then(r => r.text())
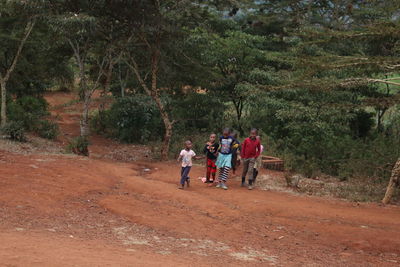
top-left (261, 156), bottom-right (284, 171)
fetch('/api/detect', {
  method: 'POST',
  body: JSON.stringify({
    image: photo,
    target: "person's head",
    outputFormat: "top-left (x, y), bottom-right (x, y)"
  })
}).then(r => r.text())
top-left (209, 133), bottom-right (217, 143)
top-left (222, 128), bottom-right (230, 137)
top-left (256, 135), bottom-right (261, 141)
top-left (231, 132), bottom-right (238, 139)
top-left (250, 128), bottom-right (258, 139)
top-left (184, 140), bottom-right (192, 150)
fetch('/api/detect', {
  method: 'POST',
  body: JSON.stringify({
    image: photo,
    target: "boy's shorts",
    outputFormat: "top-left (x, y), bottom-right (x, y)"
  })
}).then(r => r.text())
top-left (207, 158), bottom-right (217, 173)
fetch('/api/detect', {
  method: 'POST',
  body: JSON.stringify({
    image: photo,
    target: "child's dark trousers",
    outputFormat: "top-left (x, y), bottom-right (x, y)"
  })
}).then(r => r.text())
top-left (180, 166), bottom-right (191, 185)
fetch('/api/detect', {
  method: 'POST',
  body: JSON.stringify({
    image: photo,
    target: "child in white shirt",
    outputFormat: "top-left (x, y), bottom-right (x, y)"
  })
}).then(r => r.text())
top-left (177, 140), bottom-right (201, 189)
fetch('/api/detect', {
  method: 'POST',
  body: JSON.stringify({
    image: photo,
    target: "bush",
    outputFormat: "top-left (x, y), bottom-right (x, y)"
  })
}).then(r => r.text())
top-left (67, 136), bottom-right (89, 156)
top-left (90, 110), bottom-right (108, 135)
top-left (1, 121), bottom-right (26, 142)
top-left (92, 95), bottom-right (164, 143)
top-left (171, 93), bottom-right (225, 133)
top-left (8, 96), bottom-right (49, 131)
top-left (35, 120), bottom-right (59, 140)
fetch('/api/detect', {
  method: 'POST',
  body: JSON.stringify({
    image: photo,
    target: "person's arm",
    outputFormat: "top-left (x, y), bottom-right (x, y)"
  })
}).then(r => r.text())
top-left (193, 151), bottom-right (204, 160)
top-left (256, 141), bottom-right (261, 158)
top-left (241, 139), bottom-right (247, 158)
top-left (203, 144), bottom-right (208, 154)
top-left (213, 143), bottom-right (219, 156)
top-left (177, 150), bottom-right (183, 162)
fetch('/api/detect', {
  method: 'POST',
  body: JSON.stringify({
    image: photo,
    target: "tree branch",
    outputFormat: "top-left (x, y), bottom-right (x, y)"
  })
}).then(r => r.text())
top-left (124, 54), bottom-right (152, 95)
top-left (366, 78), bottom-right (400, 87)
top-left (2, 19), bottom-right (36, 83)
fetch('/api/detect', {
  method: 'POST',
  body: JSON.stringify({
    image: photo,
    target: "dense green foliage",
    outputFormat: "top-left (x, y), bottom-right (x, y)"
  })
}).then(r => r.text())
top-left (2, 95), bottom-right (58, 140)
top-left (92, 95), bottom-right (163, 143)
top-left (1, 1), bottom-right (399, 200)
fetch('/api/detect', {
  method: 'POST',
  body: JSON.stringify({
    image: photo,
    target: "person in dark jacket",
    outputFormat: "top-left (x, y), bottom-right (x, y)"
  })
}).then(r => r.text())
top-left (203, 133), bottom-right (219, 184)
top-left (230, 132), bottom-right (241, 175)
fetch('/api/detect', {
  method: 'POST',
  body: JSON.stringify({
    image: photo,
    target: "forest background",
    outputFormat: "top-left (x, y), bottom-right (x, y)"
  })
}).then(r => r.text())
top-left (1, 0), bottom-right (399, 203)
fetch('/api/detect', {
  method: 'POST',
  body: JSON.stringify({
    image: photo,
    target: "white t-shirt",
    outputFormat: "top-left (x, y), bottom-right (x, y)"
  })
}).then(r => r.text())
top-left (180, 149), bottom-right (196, 167)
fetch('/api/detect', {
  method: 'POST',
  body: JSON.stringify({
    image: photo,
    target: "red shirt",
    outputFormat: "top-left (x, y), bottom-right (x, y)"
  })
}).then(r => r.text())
top-left (241, 137), bottom-right (261, 159)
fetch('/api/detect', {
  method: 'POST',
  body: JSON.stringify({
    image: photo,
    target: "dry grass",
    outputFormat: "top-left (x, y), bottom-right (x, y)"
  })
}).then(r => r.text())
top-left (256, 172), bottom-right (399, 204)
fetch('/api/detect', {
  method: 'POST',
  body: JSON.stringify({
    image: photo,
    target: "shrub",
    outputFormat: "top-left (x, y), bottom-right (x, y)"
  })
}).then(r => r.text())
top-left (67, 136), bottom-right (89, 156)
top-left (90, 110), bottom-right (108, 135)
top-left (171, 93), bottom-right (225, 133)
top-left (35, 120), bottom-right (59, 140)
top-left (93, 95), bottom-right (164, 143)
top-left (8, 96), bottom-right (49, 131)
top-left (0, 121), bottom-right (26, 142)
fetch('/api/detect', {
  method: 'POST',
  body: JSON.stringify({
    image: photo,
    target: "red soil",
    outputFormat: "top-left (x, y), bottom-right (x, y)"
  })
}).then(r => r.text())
top-left (0, 92), bottom-right (399, 266)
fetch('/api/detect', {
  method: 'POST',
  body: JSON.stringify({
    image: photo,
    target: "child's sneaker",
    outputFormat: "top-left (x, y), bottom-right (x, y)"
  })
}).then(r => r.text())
top-left (241, 182), bottom-right (246, 187)
top-left (186, 179), bottom-right (190, 188)
top-left (221, 182), bottom-right (228, 190)
top-left (178, 184), bottom-right (184, 189)
top-left (216, 183), bottom-right (222, 188)
top-left (248, 185), bottom-right (253, 190)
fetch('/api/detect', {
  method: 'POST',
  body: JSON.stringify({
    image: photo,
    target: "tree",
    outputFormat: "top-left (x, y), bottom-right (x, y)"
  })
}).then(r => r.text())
top-left (189, 28), bottom-right (283, 133)
top-left (122, 0), bottom-right (214, 159)
top-left (382, 159), bottom-right (400, 204)
top-left (0, 1), bottom-right (37, 127)
top-left (49, 1), bottom-right (126, 138)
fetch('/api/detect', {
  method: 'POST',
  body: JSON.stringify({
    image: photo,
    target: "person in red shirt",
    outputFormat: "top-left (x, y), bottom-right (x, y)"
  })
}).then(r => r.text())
top-left (241, 128), bottom-right (261, 190)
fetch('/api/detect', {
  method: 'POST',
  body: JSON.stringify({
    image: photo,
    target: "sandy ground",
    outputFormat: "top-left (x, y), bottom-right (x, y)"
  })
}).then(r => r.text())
top-left (0, 91), bottom-right (399, 266)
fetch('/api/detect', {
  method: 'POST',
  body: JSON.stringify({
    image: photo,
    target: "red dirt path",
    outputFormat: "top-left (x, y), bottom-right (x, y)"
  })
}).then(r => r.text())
top-left (0, 92), bottom-right (399, 266)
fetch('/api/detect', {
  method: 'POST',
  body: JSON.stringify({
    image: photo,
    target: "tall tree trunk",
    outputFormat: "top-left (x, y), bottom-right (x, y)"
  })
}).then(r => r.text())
top-left (150, 50), bottom-right (173, 160)
top-left (127, 51), bottom-right (173, 161)
top-left (77, 60), bottom-right (90, 138)
top-left (80, 90), bottom-right (91, 137)
top-left (152, 93), bottom-right (173, 160)
top-left (99, 60), bottom-right (114, 112)
top-left (118, 62), bottom-right (128, 98)
top-left (0, 80), bottom-right (6, 127)
top-left (382, 159), bottom-right (400, 204)
top-left (0, 20), bottom-right (35, 127)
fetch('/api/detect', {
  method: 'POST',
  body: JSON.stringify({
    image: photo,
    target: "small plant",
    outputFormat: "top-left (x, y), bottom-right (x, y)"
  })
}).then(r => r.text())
top-left (0, 121), bottom-right (26, 142)
top-left (35, 120), bottom-right (59, 140)
top-left (67, 136), bottom-right (89, 156)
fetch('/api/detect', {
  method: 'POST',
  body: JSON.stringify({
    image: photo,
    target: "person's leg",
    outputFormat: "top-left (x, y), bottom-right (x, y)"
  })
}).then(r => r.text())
top-left (253, 157), bottom-right (261, 185)
top-left (253, 168), bottom-right (259, 184)
top-left (185, 166), bottom-right (191, 187)
top-left (241, 159), bottom-right (250, 185)
top-left (210, 161), bottom-right (216, 182)
top-left (247, 158), bottom-right (256, 189)
top-left (220, 167), bottom-right (230, 189)
top-left (179, 167), bottom-right (186, 188)
top-left (231, 154), bottom-right (237, 175)
top-left (180, 166), bottom-right (190, 187)
top-left (206, 159), bottom-right (211, 182)
top-left (220, 167), bottom-right (229, 182)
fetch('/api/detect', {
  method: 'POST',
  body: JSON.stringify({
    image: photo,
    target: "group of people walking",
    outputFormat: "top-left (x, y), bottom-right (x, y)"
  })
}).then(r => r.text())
top-left (177, 128), bottom-right (263, 190)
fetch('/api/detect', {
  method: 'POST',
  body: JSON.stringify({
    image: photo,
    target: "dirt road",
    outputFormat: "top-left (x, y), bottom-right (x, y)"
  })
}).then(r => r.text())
top-left (0, 92), bottom-right (399, 266)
